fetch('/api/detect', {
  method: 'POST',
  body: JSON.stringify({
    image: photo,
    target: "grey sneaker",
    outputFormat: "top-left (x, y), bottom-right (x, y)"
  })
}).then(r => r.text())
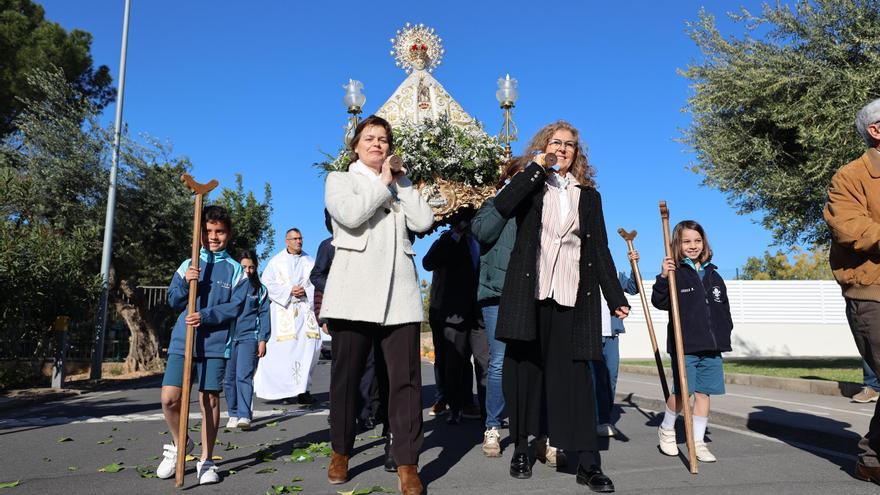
top-left (482, 427), bottom-right (501, 457)
top-left (853, 387), bottom-right (880, 403)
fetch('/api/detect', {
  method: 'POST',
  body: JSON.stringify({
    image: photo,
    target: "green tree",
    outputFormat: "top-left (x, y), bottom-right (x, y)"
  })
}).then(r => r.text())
top-left (0, 0), bottom-right (114, 137)
top-left (1, 67), bottom-right (274, 374)
top-left (740, 246), bottom-right (833, 280)
top-left (212, 174), bottom-right (274, 261)
top-left (681, 0), bottom-right (880, 245)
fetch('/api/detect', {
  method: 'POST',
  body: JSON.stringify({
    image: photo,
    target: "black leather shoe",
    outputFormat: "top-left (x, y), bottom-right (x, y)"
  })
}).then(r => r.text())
top-left (383, 439), bottom-right (397, 472)
top-left (509, 453), bottom-right (532, 479)
top-left (576, 464), bottom-right (615, 493)
top-left (446, 410), bottom-right (463, 425)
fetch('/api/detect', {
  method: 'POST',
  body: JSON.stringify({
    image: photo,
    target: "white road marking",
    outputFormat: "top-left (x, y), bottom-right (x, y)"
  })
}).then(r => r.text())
top-left (0, 408), bottom-right (329, 428)
top-left (796, 408), bottom-right (830, 416)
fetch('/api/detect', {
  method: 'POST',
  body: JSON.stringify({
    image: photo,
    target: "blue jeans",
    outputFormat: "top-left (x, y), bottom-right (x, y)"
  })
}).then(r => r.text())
top-left (481, 304), bottom-right (506, 428)
top-left (591, 335), bottom-right (620, 425)
top-left (864, 359), bottom-right (880, 391)
top-left (223, 339), bottom-right (258, 420)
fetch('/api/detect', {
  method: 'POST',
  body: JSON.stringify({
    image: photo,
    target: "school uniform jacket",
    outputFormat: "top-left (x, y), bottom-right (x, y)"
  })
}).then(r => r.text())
top-left (167, 248), bottom-right (248, 358)
top-left (231, 283), bottom-right (271, 343)
top-left (651, 263), bottom-right (734, 355)
top-left (493, 162), bottom-right (629, 361)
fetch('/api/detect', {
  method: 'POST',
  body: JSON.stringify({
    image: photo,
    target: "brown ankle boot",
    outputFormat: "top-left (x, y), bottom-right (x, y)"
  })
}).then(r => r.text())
top-left (327, 451), bottom-right (349, 484)
top-left (397, 464), bottom-right (423, 495)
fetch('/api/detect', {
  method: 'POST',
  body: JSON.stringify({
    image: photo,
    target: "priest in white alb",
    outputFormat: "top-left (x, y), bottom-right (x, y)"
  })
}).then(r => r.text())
top-left (254, 228), bottom-right (322, 404)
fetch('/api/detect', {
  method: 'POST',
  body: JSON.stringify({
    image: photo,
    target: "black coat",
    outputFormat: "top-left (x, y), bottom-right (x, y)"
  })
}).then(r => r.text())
top-left (493, 162), bottom-right (629, 361)
top-left (651, 263), bottom-right (733, 355)
top-left (422, 230), bottom-right (480, 321)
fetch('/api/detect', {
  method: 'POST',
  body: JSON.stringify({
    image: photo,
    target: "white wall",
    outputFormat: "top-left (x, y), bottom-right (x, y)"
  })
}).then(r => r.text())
top-left (618, 280), bottom-right (860, 359)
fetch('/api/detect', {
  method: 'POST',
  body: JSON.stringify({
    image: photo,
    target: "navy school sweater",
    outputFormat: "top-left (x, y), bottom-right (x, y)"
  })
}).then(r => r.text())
top-left (230, 283), bottom-right (271, 344)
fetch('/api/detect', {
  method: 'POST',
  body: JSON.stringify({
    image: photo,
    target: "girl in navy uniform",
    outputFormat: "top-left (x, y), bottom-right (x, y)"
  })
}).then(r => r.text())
top-left (652, 220), bottom-right (733, 463)
top-left (224, 249), bottom-right (271, 430)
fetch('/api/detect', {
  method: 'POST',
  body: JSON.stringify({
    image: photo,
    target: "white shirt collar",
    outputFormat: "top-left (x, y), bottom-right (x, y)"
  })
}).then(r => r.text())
top-left (350, 160), bottom-right (381, 182)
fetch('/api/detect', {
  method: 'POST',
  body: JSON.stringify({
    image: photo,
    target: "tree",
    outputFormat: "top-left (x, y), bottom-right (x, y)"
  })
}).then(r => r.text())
top-left (0, 0), bottom-right (114, 138)
top-left (740, 245), bottom-right (833, 280)
top-left (1, 67), bottom-right (274, 375)
top-left (212, 174), bottom-right (274, 261)
top-left (681, 0), bottom-right (880, 245)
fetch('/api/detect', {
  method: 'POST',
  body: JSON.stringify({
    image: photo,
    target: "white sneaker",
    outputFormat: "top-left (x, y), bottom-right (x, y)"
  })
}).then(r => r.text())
top-left (596, 423), bottom-right (620, 437)
top-left (693, 441), bottom-right (717, 462)
top-left (482, 427), bottom-right (501, 457)
top-left (226, 416), bottom-right (239, 428)
top-left (196, 459), bottom-right (220, 485)
top-left (658, 426), bottom-right (679, 456)
top-left (155, 437), bottom-right (194, 479)
top-left (237, 417), bottom-right (251, 430)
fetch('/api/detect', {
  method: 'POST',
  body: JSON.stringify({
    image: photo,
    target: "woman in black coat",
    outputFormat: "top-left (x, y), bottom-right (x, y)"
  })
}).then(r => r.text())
top-left (494, 121), bottom-right (629, 493)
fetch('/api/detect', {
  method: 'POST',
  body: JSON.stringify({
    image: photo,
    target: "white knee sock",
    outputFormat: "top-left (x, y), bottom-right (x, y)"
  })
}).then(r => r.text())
top-left (660, 406), bottom-right (677, 429)
top-left (693, 415), bottom-right (708, 442)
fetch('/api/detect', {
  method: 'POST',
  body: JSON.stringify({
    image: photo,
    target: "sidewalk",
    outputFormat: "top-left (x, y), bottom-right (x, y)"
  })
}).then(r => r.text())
top-left (615, 369), bottom-right (871, 456)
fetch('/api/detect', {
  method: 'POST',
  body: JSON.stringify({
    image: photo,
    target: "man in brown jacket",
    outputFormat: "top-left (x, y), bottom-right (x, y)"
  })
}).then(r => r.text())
top-left (825, 98), bottom-right (880, 484)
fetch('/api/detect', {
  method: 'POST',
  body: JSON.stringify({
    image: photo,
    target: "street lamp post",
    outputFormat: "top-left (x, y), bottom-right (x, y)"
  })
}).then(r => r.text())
top-left (496, 73), bottom-right (519, 160)
top-left (342, 79), bottom-right (366, 148)
top-left (91, 0), bottom-right (132, 380)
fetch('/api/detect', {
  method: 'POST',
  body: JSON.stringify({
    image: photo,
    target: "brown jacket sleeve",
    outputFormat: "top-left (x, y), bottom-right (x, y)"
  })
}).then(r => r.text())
top-left (824, 159), bottom-right (880, 254)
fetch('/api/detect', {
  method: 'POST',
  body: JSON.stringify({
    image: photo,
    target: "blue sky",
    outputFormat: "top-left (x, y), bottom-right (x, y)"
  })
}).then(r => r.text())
top-left (41, 0), bottom-right (776, 281)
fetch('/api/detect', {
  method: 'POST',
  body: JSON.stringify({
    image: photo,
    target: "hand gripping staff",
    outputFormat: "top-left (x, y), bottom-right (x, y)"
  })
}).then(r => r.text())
top-left (176, 174), bottom-right (219, 487)
top-left (659, 201), bottom-right (698, 474)
top-left (617, 228), bottom-right (670, 401)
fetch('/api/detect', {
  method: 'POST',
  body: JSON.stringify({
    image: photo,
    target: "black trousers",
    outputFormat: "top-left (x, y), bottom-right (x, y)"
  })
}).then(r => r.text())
top-left (329, 319), bottom-right (423, 465)
top-left (429, 309), bottom-right (477, 406)
top-left (503, 299), bottom-right (598, 454)
top-left (438, 313), bottom-right (489, 414)
top-left (846, 298), bottom-right (880, 467)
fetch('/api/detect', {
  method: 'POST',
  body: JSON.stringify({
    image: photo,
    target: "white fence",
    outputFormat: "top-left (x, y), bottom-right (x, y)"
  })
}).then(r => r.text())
top-left (620, 280), bottom-right (858, 359)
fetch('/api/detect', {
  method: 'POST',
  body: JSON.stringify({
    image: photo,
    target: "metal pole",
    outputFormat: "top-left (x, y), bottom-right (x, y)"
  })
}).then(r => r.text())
top-left (91, 0), bottom-right (132, 380)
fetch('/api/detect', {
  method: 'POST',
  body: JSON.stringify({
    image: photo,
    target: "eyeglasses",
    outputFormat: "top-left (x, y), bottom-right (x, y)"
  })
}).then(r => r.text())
top-left (547, 139), bottom-right (577, 151)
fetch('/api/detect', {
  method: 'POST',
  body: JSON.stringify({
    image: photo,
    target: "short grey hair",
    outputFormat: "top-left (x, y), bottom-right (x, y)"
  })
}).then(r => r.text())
top-left (856, 98), bottom-right (880, 147)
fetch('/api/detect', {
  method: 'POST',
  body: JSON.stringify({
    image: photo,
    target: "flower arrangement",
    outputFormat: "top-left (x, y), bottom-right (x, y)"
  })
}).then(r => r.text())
top-left (315, 115), bottom-right (505, 188)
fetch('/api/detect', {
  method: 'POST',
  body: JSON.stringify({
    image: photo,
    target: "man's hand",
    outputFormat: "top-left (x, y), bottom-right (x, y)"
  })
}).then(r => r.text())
top-left (291, 285), bottom-right (306, 298)
top-left (185, 311), bottom-right (202, 327)
top-left (614, 306), bottom-right (630, 320)
top-left (184, 266), bottom-right (200, 283)
top-left (257, 341), bottom-right (267, 358)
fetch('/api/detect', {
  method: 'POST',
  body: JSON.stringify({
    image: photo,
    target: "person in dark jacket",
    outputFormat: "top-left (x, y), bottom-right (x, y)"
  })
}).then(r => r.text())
top-left (471, 156), bottom-right (528, 457)
top-left (652, 219), bottom-right (733, 464)
top-left (494, 121), bottom-right (629, 492)
top-left (423, 209), bottom-right (488, 425)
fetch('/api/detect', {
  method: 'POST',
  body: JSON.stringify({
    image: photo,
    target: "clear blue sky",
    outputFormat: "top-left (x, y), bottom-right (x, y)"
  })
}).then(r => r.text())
top-left (42, 0), bottom-right (776, 281)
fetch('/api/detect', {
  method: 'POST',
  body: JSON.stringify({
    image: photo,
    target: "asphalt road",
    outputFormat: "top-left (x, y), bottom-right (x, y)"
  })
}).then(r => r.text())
top-left (1, 359), bottom-right (878, 494)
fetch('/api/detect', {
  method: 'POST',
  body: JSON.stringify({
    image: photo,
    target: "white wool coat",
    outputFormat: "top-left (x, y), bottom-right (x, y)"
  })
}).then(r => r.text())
top-left (320, 170), bottom-right (434, 325)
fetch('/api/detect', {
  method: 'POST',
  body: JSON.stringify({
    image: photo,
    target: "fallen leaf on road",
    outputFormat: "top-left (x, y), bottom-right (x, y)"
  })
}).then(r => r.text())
top-left (57, 437), bottom-right (73, 443)
top-left (114, 447), bottom-right (126, 452)
top-left (256, 467), bottom-right (277, 474)
top-left (96, 438), bottom-right (112, 445)
top-left (135, 466), bottom-right (158, 479)
top-left (266, 421), bottom-right (279, 427)
top-left (0, 480), bottom-right (21, 488)
top-left (147, 455), bottom-right (160, 461)
top-left (184, 455), bottom-right (197, 462)
top-left (67, 467), bottom-right (77, 472)
top-left (291, 476), bottom-right (303, 482)
top-left (212, 455), bottom-right (222, 461)
top-left (98, 463), bottom-right (124, 473)
top-left (42, 458), bottom-right (50, 462)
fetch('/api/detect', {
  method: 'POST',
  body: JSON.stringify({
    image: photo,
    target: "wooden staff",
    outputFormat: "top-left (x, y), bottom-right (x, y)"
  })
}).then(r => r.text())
top-left (176, 174), bottom-right (219, 487)
top-left (659, 201), bottom-right (698, 474)
top-left (617, 228), bottom-right (669, 400)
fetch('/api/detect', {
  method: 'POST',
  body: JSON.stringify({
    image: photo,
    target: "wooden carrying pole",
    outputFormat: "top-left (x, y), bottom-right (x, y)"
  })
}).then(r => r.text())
top-left (176, 174), bottom-right (219, 487)
top-left (617, 228), bottom-right (669, 400)
top-left (659, 201), bottom-right (698, 474)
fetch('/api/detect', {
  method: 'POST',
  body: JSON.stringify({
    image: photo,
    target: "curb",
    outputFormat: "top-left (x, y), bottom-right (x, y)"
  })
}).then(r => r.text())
top-left (619, 364), bottom-right (863, 398)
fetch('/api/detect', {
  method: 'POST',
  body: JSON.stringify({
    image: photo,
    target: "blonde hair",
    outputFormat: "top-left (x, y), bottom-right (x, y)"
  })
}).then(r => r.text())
top-left (523, 120), bottom-right (595, 187)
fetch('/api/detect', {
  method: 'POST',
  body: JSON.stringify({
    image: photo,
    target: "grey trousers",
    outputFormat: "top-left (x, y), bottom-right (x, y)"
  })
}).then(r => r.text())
top-left (846, 298), bottom-right (880, 467)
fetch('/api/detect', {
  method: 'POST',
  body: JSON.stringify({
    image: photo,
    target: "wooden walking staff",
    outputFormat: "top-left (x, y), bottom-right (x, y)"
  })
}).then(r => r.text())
top-left (175, 174), bottom-right (219, 487)
top-left (659, 201), bottom-right (698, 474)
top-left (617, 228), bottom-right (670, 401)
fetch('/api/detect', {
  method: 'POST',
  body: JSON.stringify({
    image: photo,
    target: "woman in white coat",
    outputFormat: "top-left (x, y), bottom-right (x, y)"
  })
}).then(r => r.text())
top-left (321, 115), bottom-right (433, 495)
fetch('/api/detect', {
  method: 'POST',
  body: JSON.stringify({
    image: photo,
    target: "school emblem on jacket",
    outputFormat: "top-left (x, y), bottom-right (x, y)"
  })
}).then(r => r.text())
top-left (712, 286), bottom-right (722, 303)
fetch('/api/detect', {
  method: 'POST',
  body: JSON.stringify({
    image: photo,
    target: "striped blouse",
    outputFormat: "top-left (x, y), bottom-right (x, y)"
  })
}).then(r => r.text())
top-left (536, 172), bottom-right (582, 307)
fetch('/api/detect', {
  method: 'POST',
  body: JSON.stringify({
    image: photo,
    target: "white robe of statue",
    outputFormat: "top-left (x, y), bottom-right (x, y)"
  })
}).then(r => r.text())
top-left (254, 249), bottom-right (321, 399)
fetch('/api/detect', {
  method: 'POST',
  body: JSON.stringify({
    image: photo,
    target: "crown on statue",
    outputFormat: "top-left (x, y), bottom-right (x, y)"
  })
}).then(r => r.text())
top-left (390, 23), bottom-right (444, 74)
